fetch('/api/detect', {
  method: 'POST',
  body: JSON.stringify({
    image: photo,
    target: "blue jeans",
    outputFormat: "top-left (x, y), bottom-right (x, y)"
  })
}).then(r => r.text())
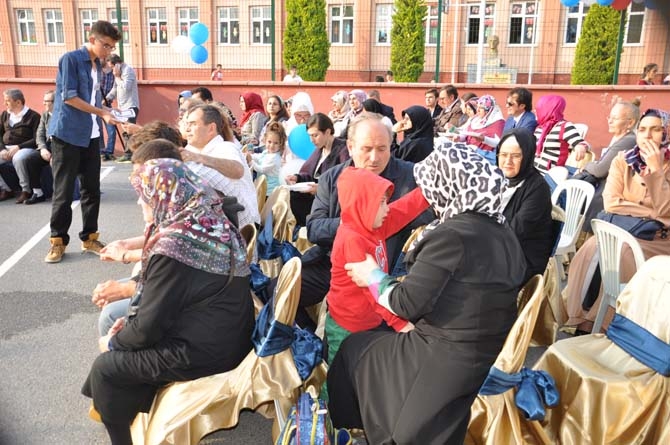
top-left (98, 298), bottom-right (131, 336)
top-left (101, 123), bottom-right (116, 155)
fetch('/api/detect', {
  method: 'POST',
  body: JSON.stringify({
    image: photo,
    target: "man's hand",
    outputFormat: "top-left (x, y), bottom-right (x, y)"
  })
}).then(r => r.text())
top-left (101, 109), bottom-right (119, 126)
top-left (40, 148), bottom-right (51, 162)
top-left (2, 146), bottom-right (20, 161)
top-left (92, 280), bottom-right (135, 307)
top-left (179, 148), bottom-right (200, 163)
top-left (99, 241), bottom-right (127, 262)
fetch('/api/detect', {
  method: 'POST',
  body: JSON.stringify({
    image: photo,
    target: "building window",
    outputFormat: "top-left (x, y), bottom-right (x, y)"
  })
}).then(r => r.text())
top-left (375, 4), bottom-right (393, 45)
top-left (16, 9), bottom-right (37, 44)
top-left (425, 5), bottom-right (439, 45)
top-left (509, 2), bottom-right (538, 45)
top-left (218, 7), bottom-right (240, 45)
top-left (330, 4), bottom-right (354, 45)
top-left (564, 3), bottom-right (589, 44)
top-left (109, 8), bottom-right (129, 44)
top-left (81, 9), bottom-right (99, 44)
top-left (178, 8), bottom-right (199, 37)
top-left (467, 3), bottom-right (495, 45)
top-left (147, 8), bottom-right (168, 45)
top-left (251, 6), bottom-right (272, 45)
top-left (625, 2), bottom-right (645, 45)
top-left (44, 9), bottom-right (65, 45)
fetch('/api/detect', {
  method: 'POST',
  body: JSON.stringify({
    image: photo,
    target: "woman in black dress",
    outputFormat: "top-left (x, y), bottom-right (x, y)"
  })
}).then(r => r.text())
top-left (82, 158), bottom-right (253, 445)
top-left (328, 141), bottom-right (527, 445)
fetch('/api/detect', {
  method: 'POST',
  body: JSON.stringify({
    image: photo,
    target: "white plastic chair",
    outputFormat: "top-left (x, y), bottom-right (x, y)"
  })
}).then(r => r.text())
top-left (546, 166), bottom-right (569, 185)
top-left (551, 179), bottom-right (595, 280)
top-left (590, 219), bottom-right (646, 333)
top-left (573, 123), bottom-right (589, 139)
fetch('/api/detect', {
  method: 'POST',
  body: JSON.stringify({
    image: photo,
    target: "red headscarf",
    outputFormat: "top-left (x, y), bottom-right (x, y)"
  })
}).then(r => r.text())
top-left (239, 92), bottom-right (266, 128)
top-left (535, 95), bottom-right (566, 156)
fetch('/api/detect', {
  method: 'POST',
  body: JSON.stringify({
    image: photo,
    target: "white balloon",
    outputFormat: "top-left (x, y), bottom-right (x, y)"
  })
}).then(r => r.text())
top-left (171, 35), bottom-right (193, 55)
top-left (583, 0), bottom-right (597, 4)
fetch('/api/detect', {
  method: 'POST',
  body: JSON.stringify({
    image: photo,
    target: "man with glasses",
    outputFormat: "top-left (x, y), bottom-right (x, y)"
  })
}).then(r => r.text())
top-left (45, 20), bottom-right (121, 263)
top-left (434, 85), bottom-right (465, 135)
top-left (503, 87), bottom-right (537, 133)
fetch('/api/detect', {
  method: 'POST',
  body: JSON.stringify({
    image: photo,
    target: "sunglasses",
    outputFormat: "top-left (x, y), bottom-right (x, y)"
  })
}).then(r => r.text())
top-left (506, 101), bottom-right (517, 107)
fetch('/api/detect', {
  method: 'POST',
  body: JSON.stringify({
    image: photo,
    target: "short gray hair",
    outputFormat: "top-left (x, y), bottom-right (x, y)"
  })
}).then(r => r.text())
top-left (347, 113), bottom-right (392, 145)
top-left (3, 88), bottom-right (25, 104)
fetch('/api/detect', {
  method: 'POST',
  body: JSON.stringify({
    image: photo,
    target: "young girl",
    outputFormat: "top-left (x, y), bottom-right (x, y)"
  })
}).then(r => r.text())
top-left (247, 122), bottom-right (285, 195)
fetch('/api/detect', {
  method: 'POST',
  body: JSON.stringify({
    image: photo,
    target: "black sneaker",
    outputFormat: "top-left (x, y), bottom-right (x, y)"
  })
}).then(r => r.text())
top-left (116, 154), bottom-right (132, 163)
top-left (101, 154), bottom-right (114, 161)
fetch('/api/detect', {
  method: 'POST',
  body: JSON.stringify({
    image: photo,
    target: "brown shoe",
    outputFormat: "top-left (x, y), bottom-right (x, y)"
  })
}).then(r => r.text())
top-left (0, 189), bottom-right (15, 201)
top-left (45, 237), bottom-right (66, 263)
top-left (81, 232), bottom-right (105, 254)
top-left (15, 191), bottom-right (31, 204)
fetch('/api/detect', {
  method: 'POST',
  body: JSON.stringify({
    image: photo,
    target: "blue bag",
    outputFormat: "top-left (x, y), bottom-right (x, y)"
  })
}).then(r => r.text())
top-left (275, 392), bottom-right (352, 445)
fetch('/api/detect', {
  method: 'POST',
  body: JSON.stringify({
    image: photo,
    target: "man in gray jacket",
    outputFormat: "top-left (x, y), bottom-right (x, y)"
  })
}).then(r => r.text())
top-left (105, 54), bottom-right (139, 162)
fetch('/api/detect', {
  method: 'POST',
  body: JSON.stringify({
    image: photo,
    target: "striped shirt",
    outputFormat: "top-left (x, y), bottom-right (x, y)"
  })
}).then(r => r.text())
top-left (533, 121), bottom-right (586, 174)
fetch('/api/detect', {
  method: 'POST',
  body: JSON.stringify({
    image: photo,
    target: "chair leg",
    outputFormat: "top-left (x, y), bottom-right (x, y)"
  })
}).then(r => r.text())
top-left (591, 293), bottom-right (613, 334)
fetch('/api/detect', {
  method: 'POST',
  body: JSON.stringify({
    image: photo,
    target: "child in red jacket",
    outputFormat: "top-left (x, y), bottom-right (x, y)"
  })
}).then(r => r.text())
top-left (325, 166), bottom-right (429, 363)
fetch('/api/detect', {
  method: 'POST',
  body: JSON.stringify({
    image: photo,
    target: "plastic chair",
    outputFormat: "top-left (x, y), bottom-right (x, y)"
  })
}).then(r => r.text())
top-left (465, 275), bottom-right (550, 445)
top-left (254, 175), bottom-right (267, 215)
top-left (589, 219), bottom-right (646, 334)
top-left (551, 179), bottom-right (595, 280)
top-left (546, 166), bottom-right (569, 185)
top-left (131, 258), bottom-right (327, 445)
top-left (528, 256), bottom-right (670, 445)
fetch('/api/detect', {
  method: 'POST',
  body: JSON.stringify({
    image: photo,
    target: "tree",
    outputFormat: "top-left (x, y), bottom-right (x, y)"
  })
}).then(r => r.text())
top-left (571, 5), bottom-right (623, 85)
top-left (283, 0), bottom-right (330, 81)
top-left (390, 0), bottom-right (427, 82)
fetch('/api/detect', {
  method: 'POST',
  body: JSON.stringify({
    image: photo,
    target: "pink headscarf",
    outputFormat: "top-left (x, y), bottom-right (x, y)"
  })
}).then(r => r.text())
top-left (535, 95), bottom-right (566, 156)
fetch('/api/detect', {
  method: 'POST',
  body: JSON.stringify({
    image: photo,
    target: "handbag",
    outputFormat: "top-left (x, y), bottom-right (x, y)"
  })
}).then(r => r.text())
top-left (275, 392), bottom-right (352, 445)
top-left (596, 210), bottom-right (666, 241)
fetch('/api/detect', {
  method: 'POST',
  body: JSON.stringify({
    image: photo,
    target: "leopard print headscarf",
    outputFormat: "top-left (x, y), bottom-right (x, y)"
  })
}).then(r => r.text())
top-left (413, 140), bottom-right (507, 234)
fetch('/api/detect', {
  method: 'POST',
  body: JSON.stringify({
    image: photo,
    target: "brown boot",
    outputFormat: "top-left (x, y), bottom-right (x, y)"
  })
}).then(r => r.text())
top-left (81, 232), bottom-right (105, 254)
top-left (45, 237), bottom-right (66, 263)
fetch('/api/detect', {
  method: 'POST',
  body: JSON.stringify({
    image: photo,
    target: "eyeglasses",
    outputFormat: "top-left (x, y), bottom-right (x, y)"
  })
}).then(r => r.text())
top-left (506, 101), bottom-right (517, 107)
top-left (43, 100), bottom-right (54, 103)
top-left (96, 38), bottom-right (116, 51)
top-left (607, 116), bottom-right (626, 121)
top-left (499, 153), bottom-right (523, 161)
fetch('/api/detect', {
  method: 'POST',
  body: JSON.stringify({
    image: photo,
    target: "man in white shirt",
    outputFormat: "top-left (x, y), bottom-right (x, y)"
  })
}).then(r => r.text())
top-left (181, 104), bottom-right (259, 228)
top-left (283, 65), bottom-right (303, 82)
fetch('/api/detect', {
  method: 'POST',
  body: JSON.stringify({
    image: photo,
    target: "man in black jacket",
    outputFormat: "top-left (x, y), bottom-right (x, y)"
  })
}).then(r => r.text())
top-left (297, 114), bottom-right (434, 328)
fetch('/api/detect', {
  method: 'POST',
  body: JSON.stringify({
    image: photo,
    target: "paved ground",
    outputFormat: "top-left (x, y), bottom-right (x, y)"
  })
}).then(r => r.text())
top-left (0, 162), bottom-right (272, 444)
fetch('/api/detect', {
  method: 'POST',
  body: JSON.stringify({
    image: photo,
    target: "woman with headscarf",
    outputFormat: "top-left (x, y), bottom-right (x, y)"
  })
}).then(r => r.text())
top-left (564, 108), bottom-right (670, 333)
top-left (362, 98), bottom-right (393, 131)
top-left (82, 159), bottom-right (253, 445)
top-left (457, 94), bottom-right (505, 152)
top-left (329, 90), bottom-right (351, 137)
top-left (283, 92), bottom-right (316, 165)
top-left (533, 94), bottom-right (589, 174)
top-left (327, 141), bottom-right (527, 445)
top-left (497, 128), bottom-right (554, 281)
top-left (393, 105), bottom-right (434, 163)
top-left (239, 92), bottom-right (268, 146)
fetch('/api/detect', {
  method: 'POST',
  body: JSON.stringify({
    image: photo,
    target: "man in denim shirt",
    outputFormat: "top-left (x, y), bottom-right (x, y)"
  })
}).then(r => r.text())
top-left (45, 21), bottom-right (121, 263)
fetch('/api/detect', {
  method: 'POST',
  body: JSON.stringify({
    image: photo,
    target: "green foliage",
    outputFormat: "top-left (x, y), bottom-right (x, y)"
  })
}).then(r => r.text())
top-left (571, 5), bottom-right (623, 85)
top-left (390, 0), bottom-right (427, 82)
top-left (283, 0), bottom-right (330, 81)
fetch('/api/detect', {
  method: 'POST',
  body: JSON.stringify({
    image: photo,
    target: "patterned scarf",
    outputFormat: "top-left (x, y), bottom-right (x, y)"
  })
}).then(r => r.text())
top-left (624, 108), bottom-right (670, 174)
top-left (410, 140), bottom-right (507, 250)
top-left (131, 158), bottom-right (249, 279)
top-left (469, 94), bottom-right (505, 130)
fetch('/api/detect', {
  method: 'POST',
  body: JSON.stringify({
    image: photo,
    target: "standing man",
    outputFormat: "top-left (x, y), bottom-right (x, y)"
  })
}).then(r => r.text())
top-left (99, 59), bottom-right (116, 161)
top-left (105, 54), bottom-right (139, 163)
top-left (503, 87), bottom-right (537, 133)
top-left (45, 20), bottom-right (121, 263)
top-left (434, 85), bottom-right (465, 135)
top-left (0, 88), bottom-right (41, 202)
top-left (424, 88), bottom-right (442, 119)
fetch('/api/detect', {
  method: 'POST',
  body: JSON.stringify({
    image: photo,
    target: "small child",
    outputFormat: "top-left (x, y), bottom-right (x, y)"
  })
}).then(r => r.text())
top-left (325, 167), bottom-right (429, 364)
top-left (247, 122), bottom-right (285, 195)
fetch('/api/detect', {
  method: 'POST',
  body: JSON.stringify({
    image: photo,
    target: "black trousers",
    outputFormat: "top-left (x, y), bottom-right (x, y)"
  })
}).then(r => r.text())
top-left (295, 254), bottom-right (332, 329)
top-left (23, 150), bottom-right (49, 189)
top-left (49, 136), bottom-right (101, 245)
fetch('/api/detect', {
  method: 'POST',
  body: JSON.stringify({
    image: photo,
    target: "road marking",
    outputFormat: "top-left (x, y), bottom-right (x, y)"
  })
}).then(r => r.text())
top-left (0, 167), bottom-right (115, 279)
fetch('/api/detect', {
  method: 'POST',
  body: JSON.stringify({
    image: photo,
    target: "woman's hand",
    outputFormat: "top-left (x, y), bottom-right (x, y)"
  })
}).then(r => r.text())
top-left (40, 148), bottom-right (51, 162)
top-left (639, 137), bottom-right (663, 174)
top-left (98, 334), bottom-right (112, 353)
top-left (573, 143), bottom-right (588, 161)
top-left (305, 183), bottom-right (318, 195)
top-left (108, 318), bottom-right (125, 336)
top-left (99, 241), bottom-right (126, 262)
top-left (345, 254), bottom-right (381, 287)
top-left (285, 174), bottom-right (298, 185)
top-left (92, 280), bottom-right (135, 307)
top-left (399, 322), bottom-right (415, 333)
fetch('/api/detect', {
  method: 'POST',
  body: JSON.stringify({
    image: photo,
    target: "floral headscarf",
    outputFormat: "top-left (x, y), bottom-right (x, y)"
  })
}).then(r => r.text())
top-left (469, 94), bottom-right (505, 130)
top-left (535, 95), bottom-right (566, 156)
top-left (624, 108), bottom-right (670, 174)
top-left (131, 158), bottom-right (249, 278)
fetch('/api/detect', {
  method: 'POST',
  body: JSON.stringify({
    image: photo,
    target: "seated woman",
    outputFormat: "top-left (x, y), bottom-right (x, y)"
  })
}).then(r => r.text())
top-left (329, 90), bottom-right (350, 138)
top-left (533, 94), bottom-right (589, 175)
top-left (238, 92), bottom-right (268, 146)
top-left (362, 99), bottom-right (393, 131)
top-left (457, 93), bottom-right (478, 129)
top-left (392, 105), bottom-right (434, 163)
top-left (564, 108), bottom-right (670, 333)
top-left (573, 100), bottom-right (639, 232)
top-left (327, 141), bottom-right (527, 445)
top-left (497, 128), bottom-right (554, 282)
top-left (283, 92), bottom-right (315, 164)
top-left (285, 113), bottom-right (349, 226)
top-left (82, 158), bottom-right (253, 445)
top-left (258, 94), bottom-right (289, 144)
top-left (456, 95), bottom-right (505, 152)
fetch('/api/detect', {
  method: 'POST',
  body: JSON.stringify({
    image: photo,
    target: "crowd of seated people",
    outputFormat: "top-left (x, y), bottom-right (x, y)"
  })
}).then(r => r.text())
top-left (75, 81), bottom-right (669, 445)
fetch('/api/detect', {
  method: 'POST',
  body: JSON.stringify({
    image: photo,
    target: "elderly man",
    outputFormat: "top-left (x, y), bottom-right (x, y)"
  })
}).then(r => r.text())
top-left (503, 87), bottom-right (537, 133)
top-left (297, 113), bottom-right (435, 328)
top-left (434, 85), bottom-right (465, 135)
top-left (0, 88), bottom-right (41, 202)
top-left (181, 104), bottom-right (259, 228)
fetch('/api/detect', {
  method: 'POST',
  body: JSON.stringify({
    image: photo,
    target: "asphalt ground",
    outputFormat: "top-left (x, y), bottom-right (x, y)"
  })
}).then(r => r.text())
top-left (0, 162), bottom-right (272, 444)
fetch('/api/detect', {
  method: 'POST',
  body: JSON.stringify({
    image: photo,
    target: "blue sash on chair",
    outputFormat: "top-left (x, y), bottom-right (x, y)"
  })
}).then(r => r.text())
top-left (606, 313), bottom-right (670, 376)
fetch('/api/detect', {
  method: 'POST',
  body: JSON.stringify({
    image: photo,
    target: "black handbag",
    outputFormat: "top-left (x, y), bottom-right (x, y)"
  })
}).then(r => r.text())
top-left (596, 210), bottom-right (666, 241)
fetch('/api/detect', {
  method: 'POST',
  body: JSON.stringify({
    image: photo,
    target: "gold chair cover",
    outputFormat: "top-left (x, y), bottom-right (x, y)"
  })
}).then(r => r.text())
top-left (465, 275), bottom-right (550, 445)
top-left (130, 258), bottom-right (326, 445)
top-left (294, 226), bottom-right (314, 255)
top-left (254, 175), bottom-right (267, 215)
top-left (239, 224), bottom-right (258, 264)
top-left (527, 255), bottom-right (670, 445)
top-left (260, 186), bottom-right (289, 226)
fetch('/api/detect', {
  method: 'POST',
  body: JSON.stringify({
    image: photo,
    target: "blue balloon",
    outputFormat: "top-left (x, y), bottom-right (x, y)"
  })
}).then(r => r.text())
top-left (288, 125), bottom-right (316, 160)
top-left (561, 0), bottom-right (580, 6)
top-left (190, 45), bottom-right (208, 64)
top-left (597, 0), bottom-right (614, 5)
top-left (189, 23), bottom-right (209, 45)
